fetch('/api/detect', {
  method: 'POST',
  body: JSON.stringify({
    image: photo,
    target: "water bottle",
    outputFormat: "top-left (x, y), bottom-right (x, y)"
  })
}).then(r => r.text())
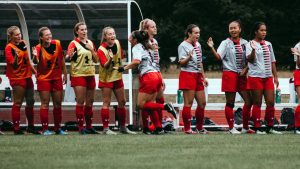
top-left (177, 90), bottom-right (183, 104)
top-left (275, 88), bottom-right (281, 103)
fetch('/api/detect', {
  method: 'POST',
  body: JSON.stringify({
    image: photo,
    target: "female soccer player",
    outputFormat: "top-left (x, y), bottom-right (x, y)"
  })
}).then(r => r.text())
top-left (246, 22), bottom-right (282, 134)
top-left (32, 27), bottom-right (67, 135)
top-left (291, 42), bottom-right (300, 134)
top-left (178, 24), bottom-right (208, 134)
top-left (67, 22), bottom-right (99, 134)
top-left (5, 26), bottom-right (39, 135)
top-left (98, 26), bottom-right (135, 135)
top-left (207, 20), bottom-right (254, 134)
top-left (115, 30), bottom-right (177, 134)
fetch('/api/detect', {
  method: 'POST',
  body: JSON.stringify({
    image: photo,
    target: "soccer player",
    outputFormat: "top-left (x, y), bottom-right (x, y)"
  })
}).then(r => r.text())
top-left (32, 27), bottom-right (67, 135)
top-left (207, 20), bottom-right (254, 134)
top-left (246, 22), bottom-right (282, 134)
top-left (98, 26), bottom-right (136, 135)
top-left (114, 30), bottom-right (177, 134)
top-left (178, 24), bottom-right (208, 134)
top-left (66, 22), bottom-right (99, 134)
top-left (291, 42), bottom-right (300, 134)
top-left (5, 26), bottom-right (40, 135)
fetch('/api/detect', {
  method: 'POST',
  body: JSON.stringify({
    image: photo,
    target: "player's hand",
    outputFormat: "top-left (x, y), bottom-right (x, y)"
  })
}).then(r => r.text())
top-left (291, 48), bottom-right (300, 56)
top-left (250, 40), bottom-right (257, 50)
top-left (207, 37), bottom-right (214, 48)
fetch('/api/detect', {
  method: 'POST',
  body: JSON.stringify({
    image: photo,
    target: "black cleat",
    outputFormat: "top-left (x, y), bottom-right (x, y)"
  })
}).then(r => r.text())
top-left (27, 126), bottom-right (41, 135)
top-left (14, 130), bottom-right (25, 135)
top-left (164, 103), bottom-right (177, 119)
top-left (85, 127), bottom-right (100, 134)
top-left (152, 128), bottom-right (165, 135)
top-left (143, 128), bottom-right (152, 135)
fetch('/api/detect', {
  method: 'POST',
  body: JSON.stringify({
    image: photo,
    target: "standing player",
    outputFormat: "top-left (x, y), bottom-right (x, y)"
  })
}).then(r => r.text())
top-left (207, 20), bottom-right (254, 134)
top-left (98, 26), bottom-right (136, 135)
top-left (246, 22), bottom-right (282, 134)
top-left (5, 26), bottom-right (40, 135)
top-left (67, 22), bottom-right (99, 134)
top-left (139, 19), bottom-right (167, 134)
top-left (178, 24), bottom-right (208, 134)
top-left (291, 42), bottom-right (300, 134)
top-left (114, 30), bottom-right (177, 134)
top-left (32, 27), bottom-right (67, 135)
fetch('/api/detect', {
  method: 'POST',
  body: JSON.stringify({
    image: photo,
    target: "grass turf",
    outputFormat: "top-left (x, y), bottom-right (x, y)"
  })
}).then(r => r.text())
top-left (0, 132), bottom-right (300, 169)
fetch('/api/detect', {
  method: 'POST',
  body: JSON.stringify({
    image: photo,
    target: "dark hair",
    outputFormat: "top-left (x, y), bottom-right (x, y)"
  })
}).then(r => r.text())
top-left (250, 22), bottom-right (266, 39)
top-left (184, 24), bottom-right (199, 40)
top-left (38, 27), bottom-right (50, 45)
top-left (131, 30), bottom-right (152, 50)
top-left (229, 20), bottom-right (242, 37)
top-left (73, 22), bottom-right (86, 37)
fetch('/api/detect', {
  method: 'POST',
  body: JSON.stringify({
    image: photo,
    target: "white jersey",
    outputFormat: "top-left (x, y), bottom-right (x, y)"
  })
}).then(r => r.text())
top-left (149, 38), bottom-right (160, 71)
top-left (178, 41), bottom-right (202, 73)
top-left (246, 40), bottom-right (276, 78)
top-left (217, 38), bottom-right (248, 73)
top-left (294, 42), bottom-right (300, 70)
top-left (132, 43), bottom-right (157, 75)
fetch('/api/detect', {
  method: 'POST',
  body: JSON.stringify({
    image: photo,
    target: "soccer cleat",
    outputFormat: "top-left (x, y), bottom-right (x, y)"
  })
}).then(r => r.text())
top-left (85, 127), bottom-right (100, 134)
top-left (229, 127), bottom-right (241, 134)
top-left (241, 128), bottom-right (256, 134)
top-left (79, 128), bottom-right (88, 135)
top-left (164, 103), bottom-right (177, 119)
top-left (184, 129), bottom-right (198, 134)
top-left (255, 130), bottom-right (267, 135)
top-left (103, 128), bottom-right (117, 135)
top-left (27, 126), bottom-right (41, 135)
top-left (267, 129), bottom-right (282, 135)
top-left (42, 130), bottom-right (54, 136)
top-left (14, 130), bottom-right (25, 135)
top-left (295, 129), bottom-right (300, 134)
top-left (55, 129), bottom-right (68, 135)
top-left (143, 128), bottom-right (152, 135)
top-left (152, 128), bottom-right (164, 135)
top-left (196, 129), bottom-right (210, 134)
top-left (119, 127), bottom-right (137, 134)
top-left (0, 131), bottom-right (5, 135)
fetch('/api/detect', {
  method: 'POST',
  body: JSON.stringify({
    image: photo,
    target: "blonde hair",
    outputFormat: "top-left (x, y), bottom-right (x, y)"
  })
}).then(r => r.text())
top-left (139, 18), bottom-right (153, 31)
top-left (7, 26), bottom-right (20, 43)
top-left (100, 26), bottom-right (115, 43)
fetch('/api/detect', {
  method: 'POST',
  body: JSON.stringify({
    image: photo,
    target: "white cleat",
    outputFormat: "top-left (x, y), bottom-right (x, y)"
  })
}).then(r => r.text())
top-left (241, 128), bottom-right (256, 134)
top-left (255, 130), bottom-right (267, 135)
top-left (295, 129), bottom-right (300, 134)
top-left (229, 127), bottom-right (241, 134)
top-left (103, 128), bottom-right (117, 135)
top-left (120, 127), bottom-right (137, 134)
top-left (267, 129), bottom-right (283, 135)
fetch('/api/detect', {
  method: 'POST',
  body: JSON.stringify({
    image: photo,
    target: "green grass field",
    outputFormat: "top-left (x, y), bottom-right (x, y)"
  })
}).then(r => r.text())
top-left (0, 132), bottom-right (300, 169)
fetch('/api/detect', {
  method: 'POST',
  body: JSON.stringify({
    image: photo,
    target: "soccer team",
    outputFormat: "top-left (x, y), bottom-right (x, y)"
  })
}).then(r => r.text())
top-left (1, 19), bottom-right (300, 135)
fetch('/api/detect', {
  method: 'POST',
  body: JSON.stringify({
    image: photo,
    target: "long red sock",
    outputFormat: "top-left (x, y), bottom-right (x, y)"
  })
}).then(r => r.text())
top-left (84, 106), bottom-right (93, 129)
top-left (295, 105), bottom-right (300, 128)
top-left (242, 104), bottom-right (251, 129)
top-left (156, 97), bottom-right (165, 122)
top-left (225, 105), bottom-right (234, 129)
top-left (195, 106), bottom-right (204, 131)
top-left (182, 106), bottom-right (191, 131)
top-left (12, 104), bottom-right (21, 131)
top-left (252, 105), bottom-right (261, 128)
top-left (101, 108), bottom-right (110, 128)
top-left (265, 106), bottom-right (275, 127)
top-left (117, 107), bottom-right (126, 127)
top-left (143, 102), bottom-right (164, 111)
top-left (150, 110), bottom-right (162, 129)
top-left (76, 105), bottom-right (84, 131)
top-left (25, 106), bottom-right (34, 126)
top-left (40, 108), bottom-right (49, 131)
top-left (53, 107), bottom-right (62, 131)
top-left (141, 109), bottom-right (150, 129)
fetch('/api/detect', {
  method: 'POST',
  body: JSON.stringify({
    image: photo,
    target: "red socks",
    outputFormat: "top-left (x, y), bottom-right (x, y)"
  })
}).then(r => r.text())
top-left (141, 109), bottom-right (150, 129)
top-left (76, 105), bottom-right (84, 131)
top-left (265, 106), bottom-right (275, 127)
top-left (25, 106), bottom-right (34, 126)
top-left (53, 107), bottom-right (62, 131)
top-left (295, 105), bottom-right (300, 128)
top-left (143, 102), bottom-right (164, 110)
top-left (12, 104), bottom-right (21, 131)
top-left (101, 108), bottom-right (110, 128)
top-left (182, 106), bottom-right (191, 131)
top-left (242, 104), bottom-right (251, 129)
top-left (84, 106), bottom-right (93, 129)
top-left (150, 110), bottom-right (162, 129)
top-left (225, 105), bottom-right (234, 129)
top-left (252, 105), bottom-right (261, 128)
top-left (195, 106), bottom-right (204, 131)
top-left (40, 108), bottom-right (49, 131)
top-left (156, 97), bottom-right (165, 122)
top-left (117, 107), bottom-right (126, 127)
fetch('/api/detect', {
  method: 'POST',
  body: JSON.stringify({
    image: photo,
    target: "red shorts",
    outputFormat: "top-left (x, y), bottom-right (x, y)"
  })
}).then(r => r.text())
top-left (71, 76), bottom-right (96, 89)
top-left (222, 71), bottom-right (247, 92)
top-left (294, 70), bottom-right (300, 87)
top-left (139, 72), bottom-right (163, 94)
top-left (179, 71), bottom-right (204, 91)
top-left (9, 77), bottom-right (34, 89)
top-left (98, 79), bottom-right (124, 89)
top-left (37, 79), bottom-right (63, 91)
top-left (247, 76), bottom-right (274, 90)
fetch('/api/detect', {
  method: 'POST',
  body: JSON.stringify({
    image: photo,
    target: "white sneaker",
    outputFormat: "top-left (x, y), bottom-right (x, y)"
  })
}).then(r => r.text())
top-left (103, 128), bottom-right (117, 135)
top-left (267, 129), bottom-right (282, 135)
top-left (256, 130), bottom-right (267, 135)
top-left (120, 127), bottom-right (137, 134)
top-left (241, 128), bottom-right (256, 134)
top-left (229, 127), bottom-right (241, 134)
